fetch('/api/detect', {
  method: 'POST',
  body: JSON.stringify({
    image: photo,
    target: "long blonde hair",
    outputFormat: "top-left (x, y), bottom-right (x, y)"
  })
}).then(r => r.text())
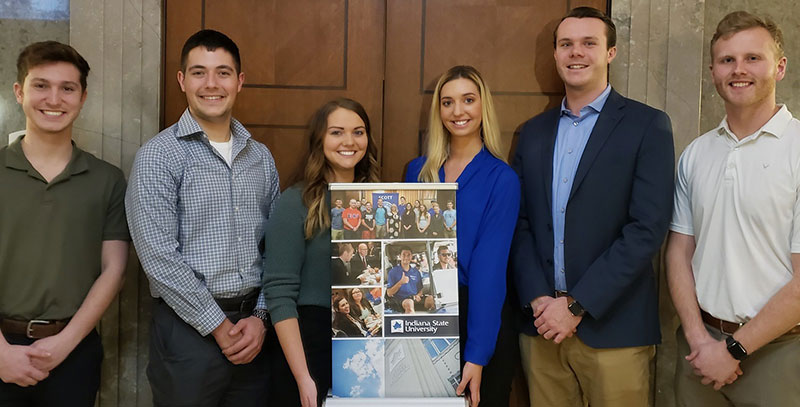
top-left (302, 98), bottom-right (379, 239)
top-left (418, 65), bottom-right (505, 182)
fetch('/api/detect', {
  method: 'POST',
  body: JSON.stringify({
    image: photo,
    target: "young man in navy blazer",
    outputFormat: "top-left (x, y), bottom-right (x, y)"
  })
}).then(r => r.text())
top-left (511, 7), bottom-right (675, 406)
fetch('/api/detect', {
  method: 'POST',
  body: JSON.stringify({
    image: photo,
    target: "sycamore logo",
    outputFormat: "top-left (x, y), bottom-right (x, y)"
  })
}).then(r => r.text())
top-left (391, 319), bottom-right (404, 333)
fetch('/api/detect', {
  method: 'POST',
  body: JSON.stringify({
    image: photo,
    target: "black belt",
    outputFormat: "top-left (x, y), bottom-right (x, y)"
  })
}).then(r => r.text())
top-left (214, 289), bottom-right (259, 314)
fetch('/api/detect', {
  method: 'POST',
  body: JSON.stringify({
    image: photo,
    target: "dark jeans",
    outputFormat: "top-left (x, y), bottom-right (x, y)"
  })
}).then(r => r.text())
top-left (0, 329), bottom-right (103, 407)
top-left (265, 306), bottom-right (332, 406)
top-left (459, 284), bottom-right (519, 407)
top-left (147, 300), bottom-right (269, 407)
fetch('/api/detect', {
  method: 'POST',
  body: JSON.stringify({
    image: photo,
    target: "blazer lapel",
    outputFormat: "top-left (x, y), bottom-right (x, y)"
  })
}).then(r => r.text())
top-left (541, 109), bottom-right (559, 213)
top-left (568, 89), bottom-right (626, 200)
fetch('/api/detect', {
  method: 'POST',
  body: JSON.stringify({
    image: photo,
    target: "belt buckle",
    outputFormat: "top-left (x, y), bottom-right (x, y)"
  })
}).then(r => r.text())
top-left (26, 320), bottom-right (50, 339)
top-left (555, 290), bottom-right (569, 298)
top-left (719, 320), bottom-right (743, 335)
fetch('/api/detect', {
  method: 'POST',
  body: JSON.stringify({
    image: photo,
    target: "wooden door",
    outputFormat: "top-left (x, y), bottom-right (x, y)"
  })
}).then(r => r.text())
top-left (382, 0), bottom-right (608, 181)
top-left (164, 0), bottom-right (386, 185)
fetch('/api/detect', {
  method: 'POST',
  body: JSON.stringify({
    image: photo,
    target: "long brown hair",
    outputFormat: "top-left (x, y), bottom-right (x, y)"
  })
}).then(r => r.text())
top-left (302, 98), bottom-right (379, 239)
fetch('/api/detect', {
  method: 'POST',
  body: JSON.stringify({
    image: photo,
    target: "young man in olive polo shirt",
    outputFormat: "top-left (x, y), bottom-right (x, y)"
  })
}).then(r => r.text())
top-left (0, 41), bottom-right (129, 406)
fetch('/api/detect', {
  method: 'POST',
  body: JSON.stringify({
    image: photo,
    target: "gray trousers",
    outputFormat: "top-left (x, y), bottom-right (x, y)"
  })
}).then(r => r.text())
top-left (147, 300), bottom-right (269, 407)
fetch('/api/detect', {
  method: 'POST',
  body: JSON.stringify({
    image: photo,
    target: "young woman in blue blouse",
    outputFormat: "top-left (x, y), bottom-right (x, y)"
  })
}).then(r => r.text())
top-left (405, 65), bottom-right (520, 407)
top-left (263, 98), bottom-right (379, 407)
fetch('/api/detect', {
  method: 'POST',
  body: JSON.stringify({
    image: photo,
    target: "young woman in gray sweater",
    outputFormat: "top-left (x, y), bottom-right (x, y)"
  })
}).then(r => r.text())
top-left (262, 98), bottom-right (379, 407)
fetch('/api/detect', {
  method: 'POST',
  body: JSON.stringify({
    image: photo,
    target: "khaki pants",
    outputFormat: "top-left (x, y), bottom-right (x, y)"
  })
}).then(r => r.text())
top-left (675, 325), bottom-right (800, 407)
top-left (519, 333), bottom-right (653, 407)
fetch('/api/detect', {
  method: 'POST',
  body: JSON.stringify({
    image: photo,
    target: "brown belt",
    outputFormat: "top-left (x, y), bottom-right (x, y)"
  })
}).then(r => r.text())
top-left (1, 318), bottom-right (69, 339)
top-left (701, 310), bottom-right (800, 336)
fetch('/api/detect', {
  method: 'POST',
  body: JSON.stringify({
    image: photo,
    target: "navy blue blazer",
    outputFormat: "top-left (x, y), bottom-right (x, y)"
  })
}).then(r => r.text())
top-left (511, 89), bottom-right (674, 348)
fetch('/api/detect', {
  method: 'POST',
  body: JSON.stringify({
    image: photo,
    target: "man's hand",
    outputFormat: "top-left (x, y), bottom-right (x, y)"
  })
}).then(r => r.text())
top-left (221, 316), bottom-right (266, 365)
top-left (399, 272), bottom-right (410, 285)
top-left (531, 295), bottom-right (555, 316)
top-left (534, 296), bottom-right (580, 343)
top-left (0, 343), bottom-right (50, 386)
top-left (686, 338), bottom-right (742, 390)
top-left (212, 318), bottom-right (242, 355)
top-left (456, 361), bottom-right (483, 407)
top-left (29, 333), bottom-right (78, 372)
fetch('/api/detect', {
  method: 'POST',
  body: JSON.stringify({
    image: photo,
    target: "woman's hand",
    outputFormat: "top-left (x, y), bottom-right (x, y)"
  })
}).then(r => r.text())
top-left (297, 375), bottom-right (318, 407)
top-left (456, 362), bottom-right (483, 407)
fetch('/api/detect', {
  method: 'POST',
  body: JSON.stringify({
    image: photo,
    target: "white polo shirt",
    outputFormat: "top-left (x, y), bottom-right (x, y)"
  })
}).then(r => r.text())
top-left (671, 105), bottom-right (800, 323)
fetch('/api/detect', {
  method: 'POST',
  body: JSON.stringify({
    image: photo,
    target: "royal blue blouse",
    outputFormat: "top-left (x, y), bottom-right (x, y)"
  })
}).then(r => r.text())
top-left (406, 148), bottom-right (520, 365)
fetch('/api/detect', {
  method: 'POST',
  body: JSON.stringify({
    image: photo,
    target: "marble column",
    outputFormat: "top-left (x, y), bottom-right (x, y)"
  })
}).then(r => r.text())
top-left (69, 1), bottom-right (161, 406)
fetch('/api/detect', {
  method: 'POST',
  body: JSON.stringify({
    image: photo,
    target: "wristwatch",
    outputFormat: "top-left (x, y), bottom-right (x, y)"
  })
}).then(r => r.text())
top-left (725, 336), bottom-right (748, 361)
top-left (252, 309), bottom-right (270, 325)
top-left (567, 298), bottom-right (586, 317)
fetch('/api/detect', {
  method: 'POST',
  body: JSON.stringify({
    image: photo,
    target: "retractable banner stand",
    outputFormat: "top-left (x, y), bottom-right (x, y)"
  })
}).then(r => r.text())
top-left (328, 183), bottom-right (465, 406)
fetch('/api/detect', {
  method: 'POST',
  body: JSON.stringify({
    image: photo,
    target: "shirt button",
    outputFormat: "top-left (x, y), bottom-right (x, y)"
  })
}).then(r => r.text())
top-left (560, 268), bottom-right (565, 273)
top-left (568, 149), bottom-right (573, 154)
top-left (234, 206), bottom-right (239, 212)
top-left (562, 178), bottom-right (568, 183)
top-left (560, 239), bottom-right (564, 244)
top-left (734, 147), bottom-right (740, 151)
top-left (573, 122), bottom-right (578, 127)
top-left (560, 207), bottom-right (565, 213)
top-left (237, 237), bottom-right (242, 242)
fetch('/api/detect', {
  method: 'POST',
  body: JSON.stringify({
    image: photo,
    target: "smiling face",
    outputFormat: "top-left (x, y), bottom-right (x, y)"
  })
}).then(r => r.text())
top-left (177, 46), bottom-right (244, 127)
top-left (400, 249), bottom-right (412, 268)
top-left (358, 243), bottom-right (368, 257)
top-left (554, 17), bottom-right (616, 94)
top-left (323, 107), bottom-right (368, 183)
top-left (14, 61), bottom-right (87, 137)
top-left (439, 77), bottom-right (483, 140)
top-left (351, 289), bottom-right (363, 303)
top-left (710, 27), bottom-right (785, 112)
top-left (337, 298), bottom-right (350, 314)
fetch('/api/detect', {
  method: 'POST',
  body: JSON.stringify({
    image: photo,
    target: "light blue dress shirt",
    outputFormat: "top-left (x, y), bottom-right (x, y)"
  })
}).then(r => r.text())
top-left (552, 85), bottom-right (611, 292)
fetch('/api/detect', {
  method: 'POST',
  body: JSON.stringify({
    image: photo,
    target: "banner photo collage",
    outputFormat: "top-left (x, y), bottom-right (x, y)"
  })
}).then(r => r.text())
top-left (329, 183), bottom-right (460, 399)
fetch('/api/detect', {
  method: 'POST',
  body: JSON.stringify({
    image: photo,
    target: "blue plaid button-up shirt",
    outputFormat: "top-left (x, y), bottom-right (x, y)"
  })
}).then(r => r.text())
top-left (127, 109), bottom-right (280, 336)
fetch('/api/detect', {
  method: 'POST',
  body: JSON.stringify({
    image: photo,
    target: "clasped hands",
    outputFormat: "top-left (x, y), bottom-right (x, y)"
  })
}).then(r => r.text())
top-left (0, 332), bottom-right (76, 387)
top-left (686, 334), bottom-right (743, 390)
top-left (531, 296), bottom-right (580, 343)
top-left (212, 316), bottom-right (266, 365)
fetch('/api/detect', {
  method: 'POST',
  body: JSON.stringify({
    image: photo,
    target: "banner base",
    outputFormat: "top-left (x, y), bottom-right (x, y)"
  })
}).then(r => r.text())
top-left (325, 397), bottom-right (467, 406)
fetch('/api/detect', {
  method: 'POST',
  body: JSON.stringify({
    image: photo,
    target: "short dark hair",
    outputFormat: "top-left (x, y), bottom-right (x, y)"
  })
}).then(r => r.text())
top-left (17, 41), bottom-right (90, 91)
top-left (553, 6), bottom-right (617, 49)
top-left (399, 246), bottom-right (413, 254)
top-left (437, 246), bottom-right (450, 255)
top-left (711, 11), bottom-right (783, 59)
top-left (180, 29), bottom-right (241, 73)
top-left (338, 243), bottom-right (354, 256)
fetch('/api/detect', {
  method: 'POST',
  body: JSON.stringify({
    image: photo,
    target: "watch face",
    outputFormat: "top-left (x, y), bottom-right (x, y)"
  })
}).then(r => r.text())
top-left (568, 301), bottom-right (584, 317)
top-left (725, 336), bottom-right (748, 360)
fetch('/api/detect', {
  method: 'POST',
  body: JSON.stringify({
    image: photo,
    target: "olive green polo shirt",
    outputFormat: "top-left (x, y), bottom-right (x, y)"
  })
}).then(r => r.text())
top-left (0, 137), bottom-right (129, 321)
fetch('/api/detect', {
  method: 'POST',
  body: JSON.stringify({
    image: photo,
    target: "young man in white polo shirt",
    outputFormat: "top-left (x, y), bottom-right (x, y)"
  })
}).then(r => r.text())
top-left (666, 11), bottom-right (800, 406)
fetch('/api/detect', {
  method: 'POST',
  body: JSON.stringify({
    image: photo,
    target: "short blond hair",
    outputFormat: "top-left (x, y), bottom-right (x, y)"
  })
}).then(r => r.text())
top-left (711, 11), bottom-right (784, 59)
